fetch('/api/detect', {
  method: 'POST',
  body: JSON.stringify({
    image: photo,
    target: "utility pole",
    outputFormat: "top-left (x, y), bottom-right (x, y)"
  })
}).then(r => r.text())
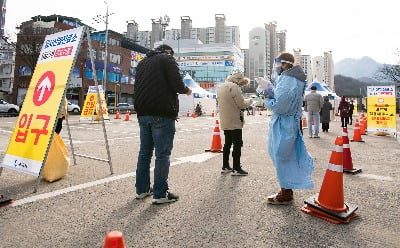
top-left (93, 1), bottom-right (114, 92)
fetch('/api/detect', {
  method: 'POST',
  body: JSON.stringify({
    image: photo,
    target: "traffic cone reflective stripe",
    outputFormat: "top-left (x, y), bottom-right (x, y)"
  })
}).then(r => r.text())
top-left (205, 120), bottom-right (222, 153)
top-left (103, 231), bottom-right (126, 248)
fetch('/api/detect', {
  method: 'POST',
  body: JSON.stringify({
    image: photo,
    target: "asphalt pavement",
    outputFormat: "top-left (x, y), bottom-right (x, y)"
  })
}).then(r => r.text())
top-left (0, 113), bottom-right (399, 247)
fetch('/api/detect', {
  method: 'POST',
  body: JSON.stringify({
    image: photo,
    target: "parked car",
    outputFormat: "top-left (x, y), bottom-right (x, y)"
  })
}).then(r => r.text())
top-left (0, 99), bottom-right (20, 113)
top-left (67, 102), bottom-right (80, 112)
top-left (108, 103), bottom-right (134, 114)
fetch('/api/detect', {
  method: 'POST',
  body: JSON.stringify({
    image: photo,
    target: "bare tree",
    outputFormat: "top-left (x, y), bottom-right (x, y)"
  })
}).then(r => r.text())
top-left (375, 49), bottom-right (400, 83)
top-left (2, 26), bottom-right (45, 71)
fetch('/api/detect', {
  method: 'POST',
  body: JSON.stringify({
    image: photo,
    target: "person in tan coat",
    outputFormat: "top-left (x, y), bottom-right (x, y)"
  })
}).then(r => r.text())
top-left (217, 72), bottom-right (252, 176)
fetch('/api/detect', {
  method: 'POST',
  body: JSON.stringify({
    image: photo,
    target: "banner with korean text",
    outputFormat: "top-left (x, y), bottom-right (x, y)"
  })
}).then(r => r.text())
top-left (1, 26), bottom-right (85, 176)
top-left (367, 85), bottom-right (397, 135)
top-left (79, 85), bottom-right (109, 121)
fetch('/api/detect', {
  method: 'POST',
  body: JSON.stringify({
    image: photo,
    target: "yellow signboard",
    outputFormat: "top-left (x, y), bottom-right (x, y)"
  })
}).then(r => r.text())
top-left (79, 85), bottom-right (109, 121)
top-left (367, 86), bottom-right (397, 135)
top-left (1, 26), bottom-right (84, 176)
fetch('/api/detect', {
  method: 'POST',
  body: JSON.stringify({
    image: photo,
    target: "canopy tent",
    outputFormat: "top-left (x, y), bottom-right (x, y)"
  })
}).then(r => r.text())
top-left (305, 81), bottom-right (339, 100)
top-left (183, 74), bottom-right (216, 99)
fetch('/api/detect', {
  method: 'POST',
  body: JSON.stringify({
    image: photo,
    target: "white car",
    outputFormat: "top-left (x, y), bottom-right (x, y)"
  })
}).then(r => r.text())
top-left (0, 99), bottom-right (20, 113)
top-left (67, 102), bottom-right (80, 112)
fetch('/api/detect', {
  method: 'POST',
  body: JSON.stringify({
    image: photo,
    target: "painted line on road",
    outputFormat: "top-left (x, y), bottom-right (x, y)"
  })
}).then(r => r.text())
top-left (11, 152), bottom-right (220, 207)
top-left (358, 173), bottom-right (394, 182)
top-left (0, 128), bottom-right (12, 134)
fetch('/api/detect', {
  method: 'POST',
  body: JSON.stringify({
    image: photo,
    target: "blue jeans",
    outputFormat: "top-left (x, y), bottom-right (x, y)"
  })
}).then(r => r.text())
top-left (136, 116), bottom-right (175, 199)
top-left (307, 111), bottom-right (320, 137)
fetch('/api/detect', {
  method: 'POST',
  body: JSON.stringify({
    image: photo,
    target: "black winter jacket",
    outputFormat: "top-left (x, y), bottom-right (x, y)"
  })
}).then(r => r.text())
top-left (133, 50), bottom-right (189, 119)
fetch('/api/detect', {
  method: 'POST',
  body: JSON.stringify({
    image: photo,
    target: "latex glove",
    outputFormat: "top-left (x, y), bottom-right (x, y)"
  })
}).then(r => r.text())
top-left (260, 87), bottom-right (275, 99)
top-left (255, 77), bottom-right (273, 94)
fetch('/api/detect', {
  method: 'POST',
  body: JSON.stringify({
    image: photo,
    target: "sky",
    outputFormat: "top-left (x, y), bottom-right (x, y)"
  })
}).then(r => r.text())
top-left (4, 0), bottom-right (400, 64)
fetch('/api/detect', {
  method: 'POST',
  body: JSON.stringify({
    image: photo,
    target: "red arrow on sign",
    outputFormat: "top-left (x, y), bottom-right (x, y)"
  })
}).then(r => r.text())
top-left (33, 71), bottom-right (55, 106)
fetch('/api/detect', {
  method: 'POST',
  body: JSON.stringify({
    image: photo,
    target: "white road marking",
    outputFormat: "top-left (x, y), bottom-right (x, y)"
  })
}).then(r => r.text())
top-left (11, 152), bottom-right (220, 207)
top-left (358, 174), bottom-right (394, 181)
top-left (0, 129), bottom-right (12, 133)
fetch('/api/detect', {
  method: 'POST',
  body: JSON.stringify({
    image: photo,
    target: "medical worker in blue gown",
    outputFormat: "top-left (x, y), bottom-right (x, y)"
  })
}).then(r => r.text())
top-left (257, 52), bottom-right (314, 205)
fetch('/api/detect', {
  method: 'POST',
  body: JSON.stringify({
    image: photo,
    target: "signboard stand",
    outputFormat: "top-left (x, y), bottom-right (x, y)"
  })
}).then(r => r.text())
top-left (1, 26), bottom-right (113, 193)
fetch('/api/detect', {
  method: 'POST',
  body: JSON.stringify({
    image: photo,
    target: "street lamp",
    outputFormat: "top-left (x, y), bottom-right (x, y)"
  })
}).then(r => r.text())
top-left (92, 1), bottom-right (114, 91)
top-left (160, 15), bottom-right (170, 40)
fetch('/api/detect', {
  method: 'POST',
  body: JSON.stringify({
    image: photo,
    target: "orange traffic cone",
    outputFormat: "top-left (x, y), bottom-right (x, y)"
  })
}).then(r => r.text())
top-left (301, 137), bottom-right (359, 224)
top-left (360, 117), bottom-right (367, 135)
top-left (186, 110), bottom-right (190, 117)
top-left (351, 119), bottom-right (364, 142)
top-left (115, 109), bottom-right (121, 119)
top-left (205, 120), bottom-right (223, 153)
top-left (302, 116), bottom-right (307, 129)
top-left (103, 231), bottom-right (126, 248)
top-left (211, 110), bottom-right (215, 117)
top-left (342, 127), bottom-right (362, 174)
top-left (192, 112), bottom-right (197, 118)
top-left (124, 111), bottom-right (130, 121)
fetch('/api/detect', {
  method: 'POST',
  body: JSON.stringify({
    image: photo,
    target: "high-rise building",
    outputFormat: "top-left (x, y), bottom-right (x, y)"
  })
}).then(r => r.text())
top-left (324, 51), bottom-right (334, 90)
top-left (265, 21), bottom-right (277, 77)
top-left (248, 27), bottom-right (267, 83)
top-left (180, 16), bottom-right (192, 39)
top-left (215, 14), bottom-right (226, 44)
top-left (246, 22), bottom-right (286, 82)
top-left (150, 18), bottom-right (162, 48)
top-left (311, 51), bottom-right (334, 90)
top-left (126, 20), bottom-right (139, 41)
top-left (276, 30), bottom-right (286, 52)
top-left (0, 0), bottom-right (5, 37)
top-left (137, 14), bottom-right (239, 49)
top-left (293, 48), bottom-right (313, 83)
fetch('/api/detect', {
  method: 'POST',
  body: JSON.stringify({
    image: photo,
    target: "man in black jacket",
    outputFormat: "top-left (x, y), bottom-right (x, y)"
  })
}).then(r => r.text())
top-left (134, 44), bottom-right (191, 205)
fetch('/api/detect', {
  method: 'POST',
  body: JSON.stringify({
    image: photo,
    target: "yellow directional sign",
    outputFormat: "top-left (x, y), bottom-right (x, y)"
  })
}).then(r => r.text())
top-left (80, 85), bottom-right (109, 121)
top-left (1, 26), bottom-right (84, 176)
top-left (367, 86), bottom-right (397, 135)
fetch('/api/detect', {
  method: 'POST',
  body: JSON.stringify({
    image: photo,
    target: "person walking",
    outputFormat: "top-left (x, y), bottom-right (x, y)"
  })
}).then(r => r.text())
top-left (320, 96), bottom-right (333, 132)
top-left (338, 96), bottom-right (350, 128)
top-left (133, 44), bottom-right (192, 205)
top-left (304, 86), bottom-right (323, 138)
top-left (348, 100), bottom-right (355, 125)
top-left (217, 72), bottom-right (252, 176)
top-left (262, 52), bottom-right (314, 204)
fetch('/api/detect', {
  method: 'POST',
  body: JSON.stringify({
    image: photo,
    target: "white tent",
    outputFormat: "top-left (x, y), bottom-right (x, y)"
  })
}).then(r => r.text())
top-left (178, 74), bottom-right (217, 116)
top-left (183, 74), bottom-right (216, 99)
top-left (304, 81), bottom-right (340, 119)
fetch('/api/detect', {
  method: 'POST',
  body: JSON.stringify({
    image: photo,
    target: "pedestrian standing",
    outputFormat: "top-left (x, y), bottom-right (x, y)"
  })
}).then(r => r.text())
top-left (262, 52), bottom-right (314, 205)
top-left (217, 72), bottom-right (252, 176)
top-left (304, 86), bottom-right (323, 138)
top-left (338, 96), bottom-right (350, 127)
top-left (320, 96), bottom-right (333, 132)
top-left (349, 100), bottom-right (355, 125)
top-left (133, 45), bottom-right (192, 204)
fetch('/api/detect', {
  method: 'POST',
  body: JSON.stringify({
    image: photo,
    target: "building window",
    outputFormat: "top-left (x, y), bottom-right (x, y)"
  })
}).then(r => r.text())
top-left (110, 53), bottom-right (121, 64)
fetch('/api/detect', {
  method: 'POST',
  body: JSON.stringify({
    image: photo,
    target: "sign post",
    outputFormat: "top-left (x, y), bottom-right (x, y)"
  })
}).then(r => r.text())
top-left (1, 26), bottom-right (85, 191)
top-left (366, 86), bottom-right (397, 136)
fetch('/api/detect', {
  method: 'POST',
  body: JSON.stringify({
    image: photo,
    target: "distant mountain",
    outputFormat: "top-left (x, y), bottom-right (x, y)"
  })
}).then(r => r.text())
top-left (334, 74), bottom-right (391, 97)
top-left (334, 56), bottom-right (382, 80)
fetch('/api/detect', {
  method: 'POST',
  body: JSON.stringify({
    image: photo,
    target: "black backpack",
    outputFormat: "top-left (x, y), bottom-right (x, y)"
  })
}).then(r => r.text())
top-left (342, 103), bottom-right (350, 116)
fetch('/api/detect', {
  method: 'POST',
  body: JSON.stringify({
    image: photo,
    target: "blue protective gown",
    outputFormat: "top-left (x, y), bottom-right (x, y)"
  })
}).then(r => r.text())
top-left (265, 66), bottom-right (314, 189)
